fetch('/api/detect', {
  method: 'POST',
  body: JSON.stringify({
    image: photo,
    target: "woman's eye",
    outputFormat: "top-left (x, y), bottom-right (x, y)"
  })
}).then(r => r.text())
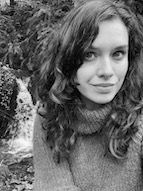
top-left (84, 52), bottom-right (97, 61)
top-left (112, 50), bottom-right (126, 60)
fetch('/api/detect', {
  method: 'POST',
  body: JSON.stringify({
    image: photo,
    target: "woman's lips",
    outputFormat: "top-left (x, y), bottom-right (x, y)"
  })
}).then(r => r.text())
top-left (92, 83), bottom-right (115, 87)
top-left (91, 83), bottom-right (115, 93)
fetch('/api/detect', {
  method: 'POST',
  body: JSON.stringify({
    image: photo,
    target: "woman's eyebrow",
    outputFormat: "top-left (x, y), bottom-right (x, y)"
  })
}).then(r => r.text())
top-left (113, 45), bottom-right (129, 50)
top-left (89, 45), bottom-right (128, 50)
top-left (87, 46), bottom-right (99, 51)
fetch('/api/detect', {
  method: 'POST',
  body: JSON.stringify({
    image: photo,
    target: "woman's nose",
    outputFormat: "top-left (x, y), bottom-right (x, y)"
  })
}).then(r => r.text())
top-left (96, 57), bottom-right (113, 79)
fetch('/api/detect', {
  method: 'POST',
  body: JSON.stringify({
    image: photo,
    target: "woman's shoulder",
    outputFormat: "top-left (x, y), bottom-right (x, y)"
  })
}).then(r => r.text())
top-left (33, 111), bottom-right (49, 153)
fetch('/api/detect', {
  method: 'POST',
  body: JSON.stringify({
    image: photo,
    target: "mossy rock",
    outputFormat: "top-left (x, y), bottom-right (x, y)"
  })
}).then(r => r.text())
top-left (0, 65), bottom-right (19, 138)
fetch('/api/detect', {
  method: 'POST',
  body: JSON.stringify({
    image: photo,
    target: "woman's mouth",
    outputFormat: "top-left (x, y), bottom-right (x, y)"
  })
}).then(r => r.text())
top-left (91, 83), bottom-right (115, 93)
top-left (92, 83), bottom-right (114, 87)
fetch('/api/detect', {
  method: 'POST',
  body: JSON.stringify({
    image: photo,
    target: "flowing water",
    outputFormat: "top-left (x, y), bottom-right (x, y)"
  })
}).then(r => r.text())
top-left (7, 78), bottom-right (36, 159)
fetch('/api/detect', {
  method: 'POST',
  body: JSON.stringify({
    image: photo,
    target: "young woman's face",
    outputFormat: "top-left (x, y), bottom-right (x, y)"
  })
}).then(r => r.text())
top-left (75, 17), bottom-right (129, 109)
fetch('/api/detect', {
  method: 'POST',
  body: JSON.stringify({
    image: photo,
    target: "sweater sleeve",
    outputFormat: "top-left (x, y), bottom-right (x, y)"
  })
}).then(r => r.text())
top-left (33, 113), bottom-right (81, 191)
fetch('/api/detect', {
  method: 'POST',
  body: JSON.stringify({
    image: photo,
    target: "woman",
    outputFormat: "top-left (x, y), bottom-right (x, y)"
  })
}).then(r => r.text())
top-left (33, 0), bottom-right (143, 190)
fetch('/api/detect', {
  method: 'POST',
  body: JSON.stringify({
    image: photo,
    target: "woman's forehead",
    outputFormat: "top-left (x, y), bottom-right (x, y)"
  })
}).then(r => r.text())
top-left (91, 18), bottom-right (128, 49)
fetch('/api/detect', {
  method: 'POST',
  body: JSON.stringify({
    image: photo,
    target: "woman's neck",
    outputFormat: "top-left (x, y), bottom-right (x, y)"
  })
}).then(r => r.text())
top-left (80, 95), bottom-right (109, 111)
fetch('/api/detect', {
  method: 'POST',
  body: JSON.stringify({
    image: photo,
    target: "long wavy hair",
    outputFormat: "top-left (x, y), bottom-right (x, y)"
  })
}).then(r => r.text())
top-left (37, 0), bottom-right (143, 163)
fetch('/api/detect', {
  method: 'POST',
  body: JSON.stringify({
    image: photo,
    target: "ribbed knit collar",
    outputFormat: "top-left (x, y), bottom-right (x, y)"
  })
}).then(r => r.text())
top-left (75, 103), bottom-right (112, 134)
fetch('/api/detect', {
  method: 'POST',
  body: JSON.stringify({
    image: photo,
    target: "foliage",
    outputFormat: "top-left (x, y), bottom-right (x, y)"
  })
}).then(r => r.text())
top-left (0, 14), bottom-right (17, 64)
top-left (0, 65), bottom-right (18, 138)
top-left (19, 0), bottom-right (73, 77)
top-left (0, 67), bottom-right (16, 112)
top-left (0, 0), bottom-right (73, 77)
top-left (19, 2), bottom-right (52, 76)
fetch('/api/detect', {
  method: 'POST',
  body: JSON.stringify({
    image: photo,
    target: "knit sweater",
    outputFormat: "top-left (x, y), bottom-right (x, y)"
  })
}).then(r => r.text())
top-left (33, 104), bottom-right (143, 191)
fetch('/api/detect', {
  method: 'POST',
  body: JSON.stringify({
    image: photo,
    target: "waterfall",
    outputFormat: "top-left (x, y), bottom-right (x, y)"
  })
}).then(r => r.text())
top-left (8, 78), bottom-right (36, 159)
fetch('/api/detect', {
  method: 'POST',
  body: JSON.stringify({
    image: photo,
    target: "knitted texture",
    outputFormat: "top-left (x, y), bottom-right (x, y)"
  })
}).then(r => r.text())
top-left (75, 103), bottom-right (111, 134)
top-left (33, 104), bottom-right (143, 191)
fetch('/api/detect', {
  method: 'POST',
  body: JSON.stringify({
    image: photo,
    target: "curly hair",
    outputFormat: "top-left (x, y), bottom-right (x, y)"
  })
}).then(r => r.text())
top-left (37, 0), bottom-right (143, 163)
